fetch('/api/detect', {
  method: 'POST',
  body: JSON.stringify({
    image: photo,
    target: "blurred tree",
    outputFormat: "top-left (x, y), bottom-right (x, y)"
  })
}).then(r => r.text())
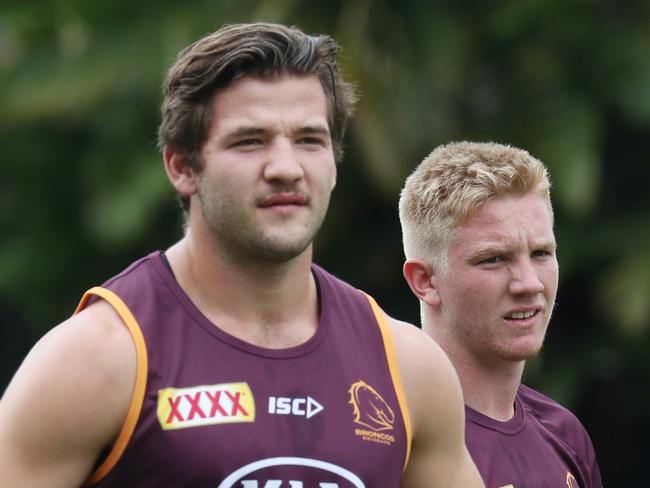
top-left (1, 0), bottom-right (648, 483)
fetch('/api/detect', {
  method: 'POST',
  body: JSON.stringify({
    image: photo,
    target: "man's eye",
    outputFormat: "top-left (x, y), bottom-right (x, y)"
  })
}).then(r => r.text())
top-left (480, 256), bottom-right (503, 264)
top-left (532, 249), bottom-right (551, 258)
top-left (298, 137), bottom-right (324, 145)
top-left (233, 139), bottom-right (263, 147)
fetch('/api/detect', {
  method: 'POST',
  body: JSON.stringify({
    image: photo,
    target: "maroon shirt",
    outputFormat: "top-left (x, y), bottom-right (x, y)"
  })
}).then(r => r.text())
top-left (78, 251), bottom-right (410, 487)
top-left (465, 384), bottom-right (602, 488)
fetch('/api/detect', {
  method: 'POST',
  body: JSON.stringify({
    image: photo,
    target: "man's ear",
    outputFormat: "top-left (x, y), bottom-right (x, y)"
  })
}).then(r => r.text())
top-left (163, 146), bottom-right (198, 199)
top-left (403, 258), bottom-right (441, 307)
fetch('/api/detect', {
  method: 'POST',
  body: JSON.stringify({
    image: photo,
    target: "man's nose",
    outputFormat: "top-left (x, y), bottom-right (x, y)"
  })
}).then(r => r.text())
top-left (509, 258), bottom-right (545, 295)
top-left (263, 139), bottom-right (304, 183)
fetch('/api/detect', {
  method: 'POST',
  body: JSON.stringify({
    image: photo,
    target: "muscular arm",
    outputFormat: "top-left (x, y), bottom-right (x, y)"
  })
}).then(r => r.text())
top-left (0, 301), bottom-right (136, 488)
top-left (391, 319), bottom-right (484, 487)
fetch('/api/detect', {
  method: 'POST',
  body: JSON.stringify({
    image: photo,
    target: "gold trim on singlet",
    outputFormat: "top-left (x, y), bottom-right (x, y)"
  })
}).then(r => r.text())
top-left (74, 286), bottom-right (148, 486)
top-left (363, 293), bottom-right (413, 473)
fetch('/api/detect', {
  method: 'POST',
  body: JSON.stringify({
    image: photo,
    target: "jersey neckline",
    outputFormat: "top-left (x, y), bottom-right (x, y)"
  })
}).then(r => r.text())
top-left (465, 391), bottom-right (526, 435)
top-left (149, 250), bottom-right (329, 360)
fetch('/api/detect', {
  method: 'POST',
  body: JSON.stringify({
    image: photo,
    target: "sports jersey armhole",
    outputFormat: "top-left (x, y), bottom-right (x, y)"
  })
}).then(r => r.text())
top-left (74, 286), bottom-right (148, 486)
top-left (363, 292), bottom-right (413, 473)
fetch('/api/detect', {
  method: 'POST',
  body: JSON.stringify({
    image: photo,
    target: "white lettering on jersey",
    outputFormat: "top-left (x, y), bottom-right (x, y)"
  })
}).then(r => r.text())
top-left (240, 482), bottom-right (339, 488)
top-left (268, 396), bottom-right (324, 419)
top-left (218, 457), bottom-right (365, 488)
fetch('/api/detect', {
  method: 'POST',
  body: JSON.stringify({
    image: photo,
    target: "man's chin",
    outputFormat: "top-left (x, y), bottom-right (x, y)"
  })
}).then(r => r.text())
top-left (497, 345), bottom-right (543, 362)
top-left (257, 239), bottom-right (313, 263)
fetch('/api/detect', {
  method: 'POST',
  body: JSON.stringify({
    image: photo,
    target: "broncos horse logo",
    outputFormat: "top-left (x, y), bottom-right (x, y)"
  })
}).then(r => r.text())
top-left (566, 472), bottom-right (579, 488)
top-left (348, 380), bottom-right (395, 431)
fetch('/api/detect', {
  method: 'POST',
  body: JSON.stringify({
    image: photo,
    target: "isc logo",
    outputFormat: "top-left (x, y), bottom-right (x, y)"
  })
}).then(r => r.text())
top-left (268, 396), bottom-right (324, 419)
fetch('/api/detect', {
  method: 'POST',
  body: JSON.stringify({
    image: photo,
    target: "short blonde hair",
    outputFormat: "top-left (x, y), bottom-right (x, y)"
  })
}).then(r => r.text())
top-left (399, 141), bottom-right (552, 272)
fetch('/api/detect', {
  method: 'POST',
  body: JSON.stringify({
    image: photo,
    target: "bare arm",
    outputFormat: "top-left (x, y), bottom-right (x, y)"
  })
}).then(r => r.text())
top-left (0, 301), bottom-right (135, 488)
top-left (391, 319), bottom-right (484, 488)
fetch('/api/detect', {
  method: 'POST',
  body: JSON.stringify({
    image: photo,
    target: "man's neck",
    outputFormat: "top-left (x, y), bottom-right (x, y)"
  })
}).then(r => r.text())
top-left (435, 339), bottom-right (525, 421)
top-left (458, 359), bottom-right (523, 421)
top-left (165, 232), bottom-right (318, 349)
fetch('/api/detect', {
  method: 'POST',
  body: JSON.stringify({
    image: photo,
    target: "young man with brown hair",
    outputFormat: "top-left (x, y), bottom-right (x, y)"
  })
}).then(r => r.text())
top-left (0, 24), bottom-right (482, 487)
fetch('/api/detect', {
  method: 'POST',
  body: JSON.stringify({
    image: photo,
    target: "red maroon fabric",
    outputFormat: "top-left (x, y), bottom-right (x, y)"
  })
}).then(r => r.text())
top-left (465, 384), bottom-right (602, 488)
top-left (84, 251), bottom-right (408, 487)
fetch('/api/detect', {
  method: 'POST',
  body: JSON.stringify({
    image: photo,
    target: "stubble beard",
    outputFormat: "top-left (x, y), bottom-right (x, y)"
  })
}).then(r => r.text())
top-left (491, 314), bottom-right (551, 363)
top-left (448, 310), bottom-right (550, 365)
top-left (198, 184), bottom-right (329, 265)
top-left (494, 339), bottom-right (544, 362)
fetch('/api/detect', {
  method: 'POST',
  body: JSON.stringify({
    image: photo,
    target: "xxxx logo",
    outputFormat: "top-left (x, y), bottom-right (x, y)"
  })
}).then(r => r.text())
top-left (157, 382), bottom-right (255, 430)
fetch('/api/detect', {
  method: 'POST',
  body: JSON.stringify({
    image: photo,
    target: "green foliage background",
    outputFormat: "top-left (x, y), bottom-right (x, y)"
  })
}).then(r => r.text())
top-left (1, 0), bottom-right (648, 483)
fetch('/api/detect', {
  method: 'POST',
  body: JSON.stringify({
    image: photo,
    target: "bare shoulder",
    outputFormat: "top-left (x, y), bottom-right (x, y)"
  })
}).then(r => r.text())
top-left (387, 318), bottom-right (461, 409)
top-left (6, 299), bottom-right (137, 409)
top-left (387, 317), bottom-right (484, 487)
top-left (0, 299), bottom-right (136, 487)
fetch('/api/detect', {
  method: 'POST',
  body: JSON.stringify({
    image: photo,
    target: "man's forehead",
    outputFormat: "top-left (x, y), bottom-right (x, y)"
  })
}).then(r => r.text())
top-left (213, 74), bottom-right (326, 105)
top-left (208, 76), bottom-right (329, 131)
top-left (452, 227), bottom-right (556, 254)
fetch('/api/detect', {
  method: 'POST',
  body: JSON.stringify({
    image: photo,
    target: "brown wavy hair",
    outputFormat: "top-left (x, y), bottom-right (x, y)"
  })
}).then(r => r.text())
top-left (158, 22), bottom-right (357, 210)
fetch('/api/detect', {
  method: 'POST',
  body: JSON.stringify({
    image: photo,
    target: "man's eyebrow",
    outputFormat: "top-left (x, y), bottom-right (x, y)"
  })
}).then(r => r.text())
top-left (468, 239), bottom-right (557, 258)
top-left (221, 125), bottom-right (330, 138)
top-left (224, 126), bottom-right (267, 138)
top-left (297, 125), bottom-right (331, 136)
top-left (533, 238), bottom-right (557, 250)
top-left (469, 245), bottom-right (510, 258)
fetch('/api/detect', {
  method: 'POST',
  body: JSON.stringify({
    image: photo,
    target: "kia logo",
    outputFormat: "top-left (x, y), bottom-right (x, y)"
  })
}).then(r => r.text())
top-left (218, 457), bottom-right (365, 488)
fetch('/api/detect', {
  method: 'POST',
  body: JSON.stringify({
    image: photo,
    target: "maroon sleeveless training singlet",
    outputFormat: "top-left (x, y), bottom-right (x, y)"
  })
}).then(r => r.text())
top-left (76, 251), bottom-right (411, 488)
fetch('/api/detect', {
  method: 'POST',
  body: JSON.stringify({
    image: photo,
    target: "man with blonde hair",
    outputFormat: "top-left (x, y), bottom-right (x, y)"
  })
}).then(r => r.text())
top-left (399, 141), bottom-right (602, 487)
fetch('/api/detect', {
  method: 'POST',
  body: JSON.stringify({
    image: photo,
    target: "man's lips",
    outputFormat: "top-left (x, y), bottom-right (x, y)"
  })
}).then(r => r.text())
top-left (503, 307), bottom-right (542, 321)
top-left (258, 193), bottom-right (307, 207)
